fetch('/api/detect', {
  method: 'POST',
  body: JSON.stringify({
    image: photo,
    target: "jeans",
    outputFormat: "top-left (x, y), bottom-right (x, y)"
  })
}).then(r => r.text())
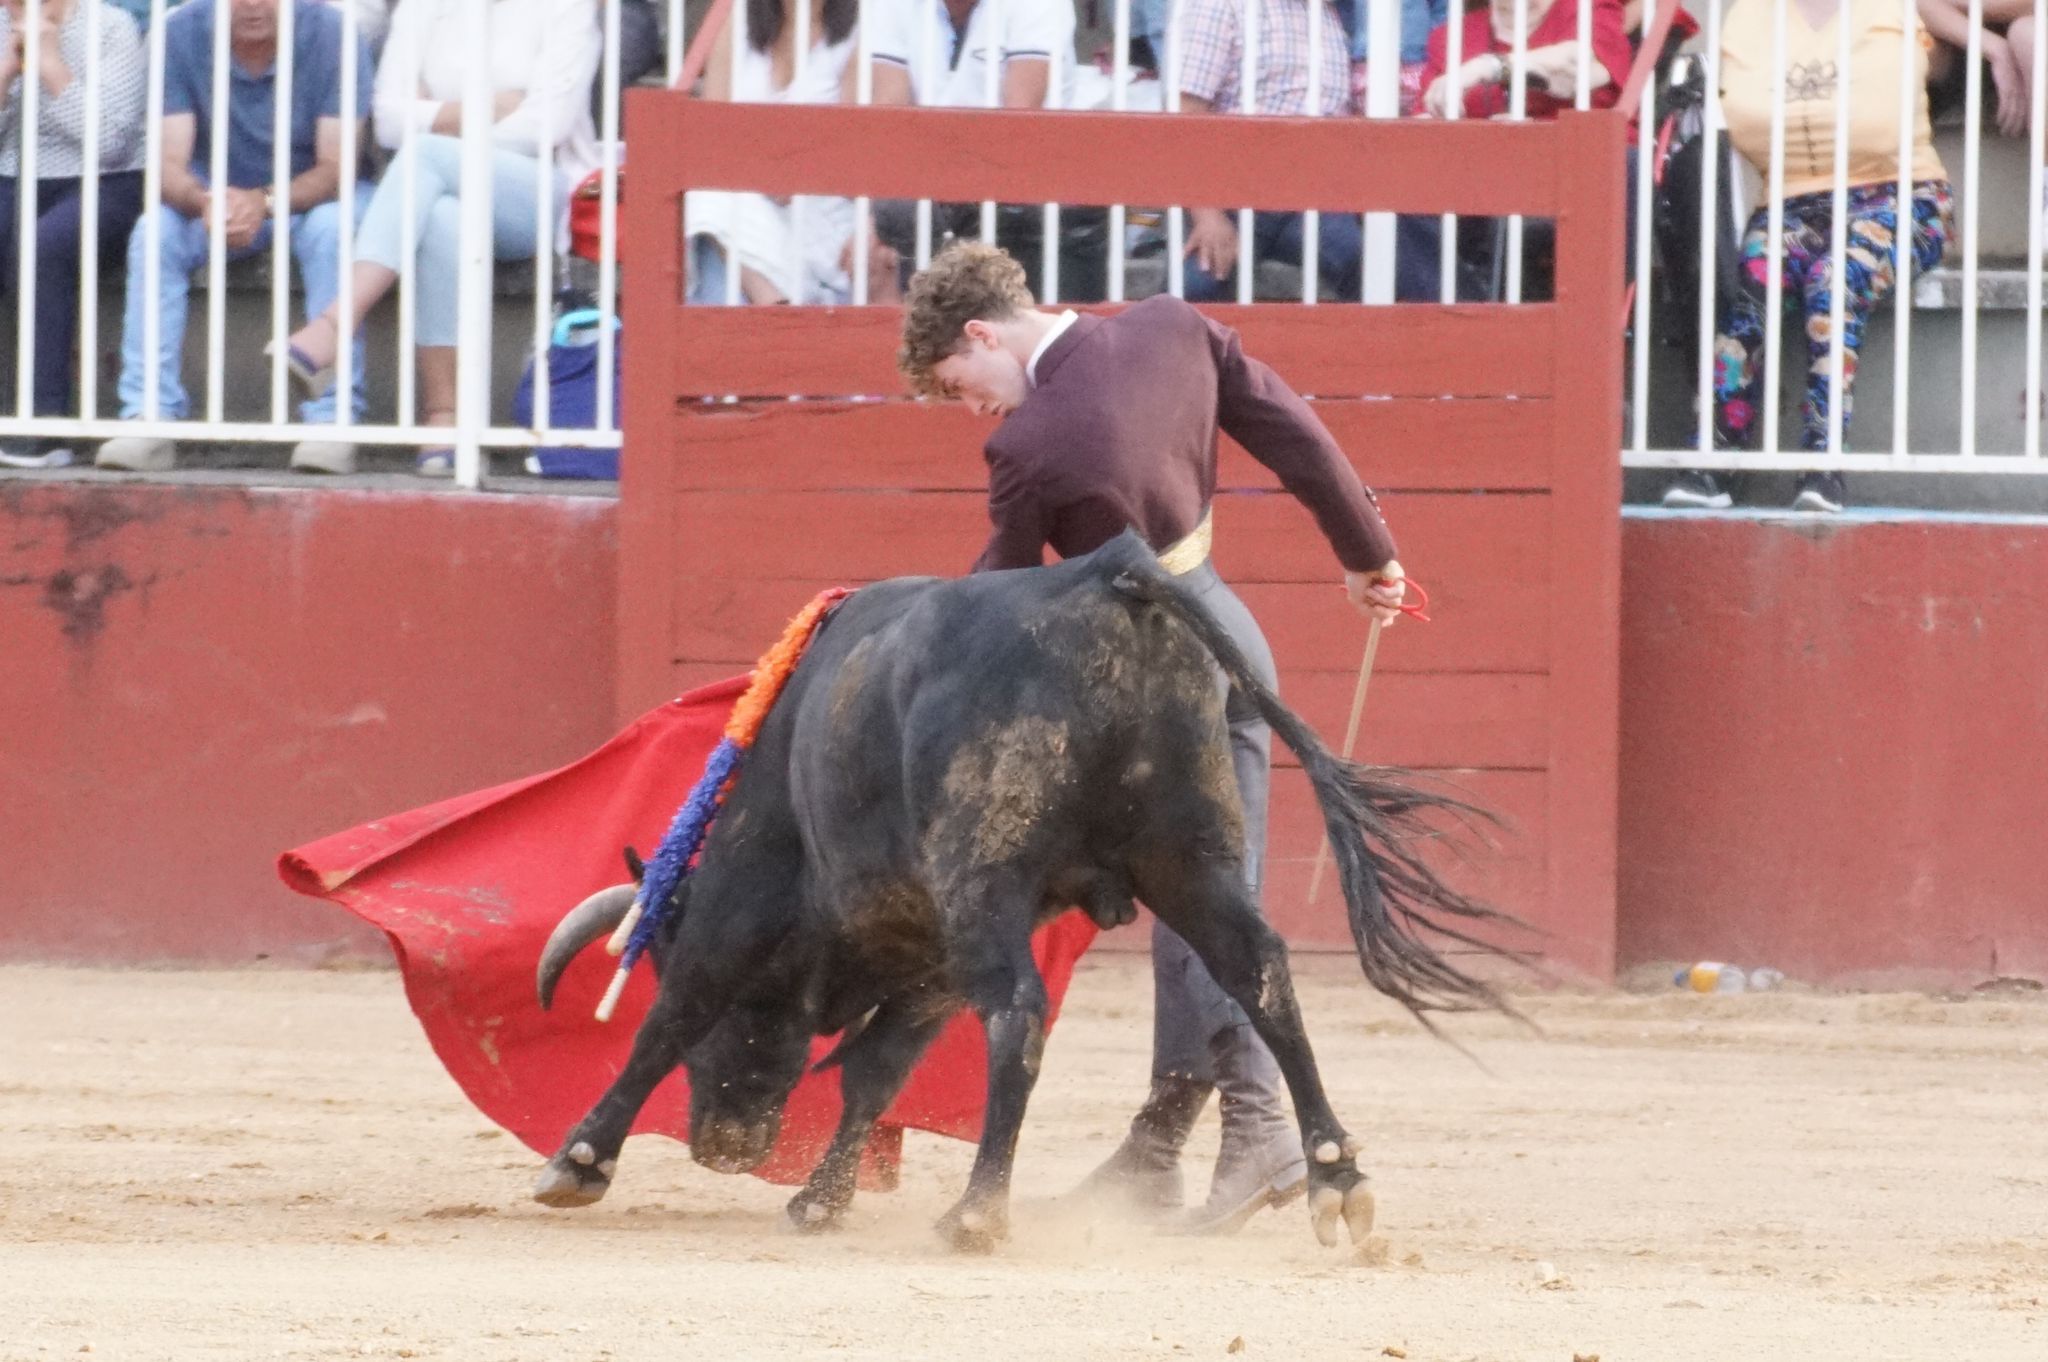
top-left (117, 198), bottom-right (368, 423)
top-left (0, 171), bottom-right (145, 416)
top-left (1181, 210), bottom-right (1363, 302)
top-left (355, 134), bottom-right (563, 348)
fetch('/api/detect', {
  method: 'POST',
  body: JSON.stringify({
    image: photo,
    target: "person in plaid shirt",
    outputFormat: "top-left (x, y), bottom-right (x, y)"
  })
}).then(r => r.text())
top-left (1174, 0), bottom-right (1357, 299)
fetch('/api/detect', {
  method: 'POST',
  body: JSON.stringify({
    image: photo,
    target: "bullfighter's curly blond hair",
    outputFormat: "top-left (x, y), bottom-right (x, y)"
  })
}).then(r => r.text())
top-left (896, 242), bottom-right (1037, 397)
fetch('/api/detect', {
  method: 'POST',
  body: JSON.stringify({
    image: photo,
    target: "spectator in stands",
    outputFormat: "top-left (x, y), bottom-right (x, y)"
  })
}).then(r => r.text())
top-left (1418, 0), bottom-right (1631, 120)
top-left (96, 0), bottom-right (370, 474)
top-left (1176, 0), bottom-right (1360, 301)
top-left (277, 0), bottom-right (602, 475)
top-left (1663, 0), bottom-right (1954, 513)
top-left (866, 0), bottom-right (1105, 301)
top-left (0, 0), bottom-right (147, 469)
top-left (1918, 0), bottom-right (2034, 143)
top-left (1334, 0), bottom-right (1449, 113)
top-left (685, 0), bottom-right (859, 306)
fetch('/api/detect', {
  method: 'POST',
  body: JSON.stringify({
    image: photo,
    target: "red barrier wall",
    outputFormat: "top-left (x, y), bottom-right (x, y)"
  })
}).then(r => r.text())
top-left (1618, 511), bottom-right (2048, 989)
top-left (6, 482), bottom-right (2044, 988)
top-left (0, 480), bottom-right (617, 963)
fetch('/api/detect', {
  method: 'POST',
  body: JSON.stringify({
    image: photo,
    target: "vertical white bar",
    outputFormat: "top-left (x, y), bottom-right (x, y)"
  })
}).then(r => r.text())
top-left (1890, 0), bottom-right (1913, 459)
top-left (853, 0), bottom-right (872, 304)
top-left (141, 0), bottom-right (165, 421)
top-left (1696, 1), bottom-right (1723, 455)
top-left (334, 5), bottom-right (358, 432)
top-left (270, 0), bottom-right (294, 422)
top-left (1823, 0), bottom-right (1849, 455)
top-left (1958, 0), bottom-right (1982, 457)
top-left (790, 0), bottom-right (811, 298)
top-left (1108, 0), bottom-right (1129, 302)
top-left (1166, 1), bottom-right (1183, 297)
top-left (725, 0), bottom-right (746, 302)
top-left (667, 0), bottom-right (685, 84)
top-left (533, 0), bottom-right (559, 432)
top-left (1301, 0), bottom-right (1322, 304)
top-left (1505, 0), bottom-right (1528, 303)
top-left (1235, 0), bottom-right (1254, 305)
top-left (15, 0), bottom-right (42, 416)
top-left (1361, 0), bottom-right (1396, 303)
top-left (2028, 0), bottom-right (2046, 459)
top-left (1630, 73), bottom-right (1653, 452)
top-left (597, 0), bottom-right (622, 429)
top-left (1040, 40), bottom-right (1059, 302)
top-left (1574, 0), bottom-right (1590, 111)
top-left (1761, 0), bottom-right (1788, 457)
top-left (453, 0), bottom-right (495, 486)
top-left (79, 0), bottom-right (103, 419)
top-left (1438, 0), bottom-right (1462, 304)
top-left (915, 0), bottom-right (934, 267)
top-left (979, 0), bottom-right (998, 246)
top-left (204, 0), bottom-right (229, 422)
top-left (396, 6), bottom-right (419, 426)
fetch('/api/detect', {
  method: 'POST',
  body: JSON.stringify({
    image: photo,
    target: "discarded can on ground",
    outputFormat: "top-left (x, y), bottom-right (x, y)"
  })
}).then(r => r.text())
top-left (1675, 961), bottom-right (1747, 994)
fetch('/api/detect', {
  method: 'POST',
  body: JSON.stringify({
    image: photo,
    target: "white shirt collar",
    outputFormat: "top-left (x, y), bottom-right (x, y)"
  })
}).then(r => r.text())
top-left (1026, 310), bottom-right (1081, 389)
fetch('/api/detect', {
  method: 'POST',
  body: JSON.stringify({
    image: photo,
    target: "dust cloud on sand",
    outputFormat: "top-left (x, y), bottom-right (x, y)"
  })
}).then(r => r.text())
top-left (2, 957), bottom-right (2044, 1361)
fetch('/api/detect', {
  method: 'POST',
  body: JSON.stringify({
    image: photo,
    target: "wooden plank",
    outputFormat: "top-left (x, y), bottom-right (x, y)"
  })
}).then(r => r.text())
top-left (672, 304), bottom-right (1555, 402)
top-left (663, 657), bottom-right (1547, 772)
top-left (668, 398), bottom-right (1554, 493)
top-left (1536, 112), bottom-right (1628, 980)
top-left (672, 578), bottom-right (1543, 676)
top-left (668, 486), bottom-right (1546, 585)
top-left (669, 99), bottom-right (1567, 217)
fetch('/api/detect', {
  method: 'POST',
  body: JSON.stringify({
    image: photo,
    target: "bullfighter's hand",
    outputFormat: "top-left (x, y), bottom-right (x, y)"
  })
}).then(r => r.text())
top-left (1345, 560), bottom-right (1405, 627)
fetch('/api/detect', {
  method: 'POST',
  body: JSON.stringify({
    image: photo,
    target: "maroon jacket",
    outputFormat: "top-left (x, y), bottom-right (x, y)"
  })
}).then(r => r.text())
top-left (972, 295), bottom-right (1397, 574)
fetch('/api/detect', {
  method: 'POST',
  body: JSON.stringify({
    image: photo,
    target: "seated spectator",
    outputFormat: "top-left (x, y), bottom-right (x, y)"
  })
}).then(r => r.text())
top-left (1918, 0), bottom-right (2034, 144)
top-left (1333, 0), bottom-right (1449, 113)
top-left (867, 0), bottom-right (1107, 302)
top-left (278, 0), bottom-right (602, 476)
top-left (1663, 0), bottom-right (1954, 514)
top-left (97, 0), bottom-right (371, 474)
top-left (685, 0), bottom-right (859, 306)
top-left (1175, 0), bottom-right (1360, 302)
top-left (1405, 0), bottom-right (1630, 301)
top-left (0, 0), bottom-right (147, 468)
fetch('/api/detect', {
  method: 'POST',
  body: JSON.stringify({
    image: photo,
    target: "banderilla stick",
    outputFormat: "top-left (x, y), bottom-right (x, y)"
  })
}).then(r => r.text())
top-left (1305, 616), bottom-right (1383, 908)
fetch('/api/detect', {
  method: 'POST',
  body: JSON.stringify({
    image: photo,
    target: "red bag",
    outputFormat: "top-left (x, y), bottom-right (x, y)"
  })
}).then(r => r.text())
top-left (568, 170), bottom-right (616, 265)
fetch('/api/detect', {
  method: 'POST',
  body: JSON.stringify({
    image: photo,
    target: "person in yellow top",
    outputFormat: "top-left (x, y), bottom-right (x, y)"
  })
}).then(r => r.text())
top-left (1662, 0), bottom-right (1956, 514)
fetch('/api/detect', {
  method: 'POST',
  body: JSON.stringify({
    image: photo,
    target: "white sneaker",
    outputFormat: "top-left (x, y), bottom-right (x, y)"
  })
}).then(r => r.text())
top-left (95, 436), bottom-right (177, 472)
top-left (0, 440), bottom-right (74, 469)
top-left (289, 440), bottom-right (357, 475)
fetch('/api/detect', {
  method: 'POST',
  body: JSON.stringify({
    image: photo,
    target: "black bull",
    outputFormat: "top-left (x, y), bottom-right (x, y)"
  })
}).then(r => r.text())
top-left (533, 532), bottom-right (1523, 1251)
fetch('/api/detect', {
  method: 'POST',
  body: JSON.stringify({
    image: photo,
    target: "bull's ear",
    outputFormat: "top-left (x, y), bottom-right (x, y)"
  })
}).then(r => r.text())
top-left (623, 846), bottom-right (645, 884)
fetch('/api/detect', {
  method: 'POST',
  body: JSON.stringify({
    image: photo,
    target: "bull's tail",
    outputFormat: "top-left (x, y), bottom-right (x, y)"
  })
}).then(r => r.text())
top-left (1109, 552), bottom-right (1533, 1027)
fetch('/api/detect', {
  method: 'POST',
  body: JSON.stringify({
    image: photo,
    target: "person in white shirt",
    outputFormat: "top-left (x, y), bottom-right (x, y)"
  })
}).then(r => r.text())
top-left (276, 0), bottom-right (602, 473)
top-left (687, 0), bottom-right (860, 305)
top-left (864, 0), bottom-right (1104, 300)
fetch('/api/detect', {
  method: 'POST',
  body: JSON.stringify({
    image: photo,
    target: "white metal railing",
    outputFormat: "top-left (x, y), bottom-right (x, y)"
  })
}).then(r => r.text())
top-left (5, 0), bottom-right (2046, 482)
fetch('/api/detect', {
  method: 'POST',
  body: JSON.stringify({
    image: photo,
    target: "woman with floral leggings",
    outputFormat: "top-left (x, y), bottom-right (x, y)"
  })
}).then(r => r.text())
top-left (1665, 0), bottom-right (1956, 513)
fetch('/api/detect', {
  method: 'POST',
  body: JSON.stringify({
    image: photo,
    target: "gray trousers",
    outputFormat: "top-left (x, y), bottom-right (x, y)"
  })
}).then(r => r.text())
top-left (1150, 564), bottom-right (1281, 1087)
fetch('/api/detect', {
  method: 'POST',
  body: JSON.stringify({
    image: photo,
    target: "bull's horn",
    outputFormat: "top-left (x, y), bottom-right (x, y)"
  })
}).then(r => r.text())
top-left (537, 883), bottom-right (638, 1011)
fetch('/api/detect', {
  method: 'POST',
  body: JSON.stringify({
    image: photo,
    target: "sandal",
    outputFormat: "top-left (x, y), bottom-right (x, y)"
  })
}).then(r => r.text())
top-left (415, 408), bottom-right (457, 478)
top-left (270, 314), bottom-right (339, 397)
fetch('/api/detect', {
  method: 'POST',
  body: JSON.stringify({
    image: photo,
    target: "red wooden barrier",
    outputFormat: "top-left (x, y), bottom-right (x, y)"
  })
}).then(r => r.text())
top-left (618, 94), bottom-right (1626, 978)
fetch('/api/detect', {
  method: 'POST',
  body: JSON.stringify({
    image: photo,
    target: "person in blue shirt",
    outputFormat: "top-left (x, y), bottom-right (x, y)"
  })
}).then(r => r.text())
top-left (98, 0), bottom-right (371, 473)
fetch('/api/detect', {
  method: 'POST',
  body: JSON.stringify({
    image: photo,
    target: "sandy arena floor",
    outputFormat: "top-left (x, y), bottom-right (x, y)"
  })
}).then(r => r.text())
top-left (2, 957), bottom-right (2044, 1361)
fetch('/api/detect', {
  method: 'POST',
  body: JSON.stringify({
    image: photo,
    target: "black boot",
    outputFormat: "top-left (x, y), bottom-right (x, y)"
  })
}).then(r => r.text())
top-left (1175, 1028), bottom-right (1306, 1236)
top-left (1068, 1075), bottom-right (1213, 1218)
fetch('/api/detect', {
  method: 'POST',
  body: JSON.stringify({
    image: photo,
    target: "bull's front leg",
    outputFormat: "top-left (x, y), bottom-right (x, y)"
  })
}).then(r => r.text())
top-left (786, 993), bottom-right (949, 1233)
top-left (934, 911), bottom-right (1048, 1254)
top-left (533, 983), bottom-right (714, 1208)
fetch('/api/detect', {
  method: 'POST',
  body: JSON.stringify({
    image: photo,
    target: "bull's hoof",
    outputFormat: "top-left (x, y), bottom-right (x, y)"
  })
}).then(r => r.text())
top-left (533, 1142), bottom-right (614, 1208)
top-left (1307, 1174), bottom-right (1375, 1248)
top-left (934, 1202), bottom-right (1007, 1254)
top-left (785, 1189), bottom-right (850, 1234)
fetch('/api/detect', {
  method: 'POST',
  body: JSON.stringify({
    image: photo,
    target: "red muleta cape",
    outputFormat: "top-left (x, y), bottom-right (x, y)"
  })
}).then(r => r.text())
top-left (278, 679), bottom-right (1098, 1190)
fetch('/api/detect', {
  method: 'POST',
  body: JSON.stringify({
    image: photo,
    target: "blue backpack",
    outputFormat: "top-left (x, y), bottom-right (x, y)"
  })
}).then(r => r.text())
top-left (513, 311), bottom-right (622, 480)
